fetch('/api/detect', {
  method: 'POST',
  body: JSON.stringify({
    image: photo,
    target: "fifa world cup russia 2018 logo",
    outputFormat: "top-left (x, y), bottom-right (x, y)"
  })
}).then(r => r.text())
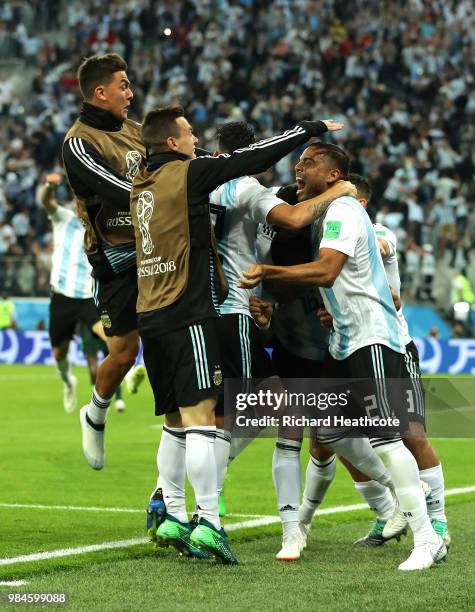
top-left (125, 150), bottom-right (142, 180)
top-left (137, 191), bottom-right (155, 255)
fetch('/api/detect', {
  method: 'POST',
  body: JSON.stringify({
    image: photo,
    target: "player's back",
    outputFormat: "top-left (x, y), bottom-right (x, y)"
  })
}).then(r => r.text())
top-left (50, 206), bottom-right (92, 299)
top-left (210, 176), bottom-right (280, 316)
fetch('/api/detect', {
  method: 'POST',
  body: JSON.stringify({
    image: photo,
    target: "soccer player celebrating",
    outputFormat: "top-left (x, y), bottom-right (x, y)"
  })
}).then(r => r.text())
top-left (62, 54), bottom-right (145, 469)
top-left (240, 145), bottom-right (447, 570)
top-left (39, 172), bottom-right (107, 413)
top-left (131, 105), bottom-right (342, 563)
top-left (302, 173), bottom-right (450, 549)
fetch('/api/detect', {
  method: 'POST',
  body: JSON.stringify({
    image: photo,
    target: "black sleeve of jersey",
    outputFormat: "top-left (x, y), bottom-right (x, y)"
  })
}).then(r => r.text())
top-left (276, 183), bottom-right (298, 205)
top-left (188, 121), bottom-right (328, 199)
top-left (62, 137), bottom-right (132, 208)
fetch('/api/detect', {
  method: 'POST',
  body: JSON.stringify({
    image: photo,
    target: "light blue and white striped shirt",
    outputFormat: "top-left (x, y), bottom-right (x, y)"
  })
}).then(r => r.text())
top-left (318, 197), bottom-right (406, 360)
top-left (49, 207), bottom-right (92, 299)
top-left (210, 176), bottom-right (281, 316)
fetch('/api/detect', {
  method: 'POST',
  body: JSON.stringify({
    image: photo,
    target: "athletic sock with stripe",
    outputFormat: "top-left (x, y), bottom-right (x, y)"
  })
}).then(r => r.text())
top-left (273, 438), bottom-right (302, 533)
top-left (299, 454), bottom-right (336, 525)
top-left (185, 426), bottom-right (220, 530)
top-left (156, 426), bottom-right (187, 523)
top-left (354, 480), bottom-right (395, 521)
top-left (87, 388), bottom-right (111, 428)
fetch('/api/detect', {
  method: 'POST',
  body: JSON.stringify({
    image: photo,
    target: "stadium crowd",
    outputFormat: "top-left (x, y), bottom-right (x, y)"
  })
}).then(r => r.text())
top-left (0, 0), bottom-right (473, 303)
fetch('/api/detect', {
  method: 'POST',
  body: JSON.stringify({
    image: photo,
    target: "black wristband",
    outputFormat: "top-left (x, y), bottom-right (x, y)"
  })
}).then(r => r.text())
top-left (297, 120), bottom-right (328, 137)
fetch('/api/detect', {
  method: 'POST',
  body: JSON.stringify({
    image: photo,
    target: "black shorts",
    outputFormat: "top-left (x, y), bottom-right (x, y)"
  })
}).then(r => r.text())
top-left (49, 292), bottom-right (100, 347)
top-left (319, 344), bottom-right (413, 440)
top-left (218, 313), bottom-right (275, 381)
top-left (142, 319), bottom-right (223, 416)
top-left (404, 340), bottom-right (426, 426)
top-left (339, 343), bottom-right (412, 437)
top-left (272, 338), bottom-right (324, 378)
top-left (93, 267), bottom-right (137, 337)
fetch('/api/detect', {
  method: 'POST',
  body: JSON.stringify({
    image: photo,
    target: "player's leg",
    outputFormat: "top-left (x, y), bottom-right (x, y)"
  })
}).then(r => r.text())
top-left (355, 345), bottom-right (446, 570)
top-left (49, 292), bottom-right (78, 412)
top-left (141, 334), bottom-right (207, 559)
top-left (339, 456), bottom-right (397, 547)
top-left (80, 271), bottom-right (138, 469)
top-left (387, 340), bottom-right (449, 543)
top-left (161, 321), bottom-right (237, 563)
top-left (299, 440), bottom-right (336, 544)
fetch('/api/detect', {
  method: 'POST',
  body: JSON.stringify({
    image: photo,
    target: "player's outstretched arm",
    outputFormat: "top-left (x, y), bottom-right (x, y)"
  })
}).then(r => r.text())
top-left (267, 180), bottom-right (356, 230)
top-left (239, 248), bottom-right (347, 290)
top-left (190, 119), bottom-right (344, 196)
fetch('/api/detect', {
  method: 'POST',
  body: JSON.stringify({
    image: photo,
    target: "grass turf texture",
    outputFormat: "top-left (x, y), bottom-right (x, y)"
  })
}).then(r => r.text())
top-left (0, 364), bottom-right (474, 611)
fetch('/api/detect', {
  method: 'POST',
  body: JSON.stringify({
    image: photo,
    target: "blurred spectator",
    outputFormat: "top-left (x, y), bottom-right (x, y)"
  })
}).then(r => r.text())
top-left (0, 293), bottom-right (16, 329)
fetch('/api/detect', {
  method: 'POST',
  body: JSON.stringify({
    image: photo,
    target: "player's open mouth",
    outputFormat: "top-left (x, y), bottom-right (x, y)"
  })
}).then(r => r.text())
top-left (296, 177), bottom-right (305, 191)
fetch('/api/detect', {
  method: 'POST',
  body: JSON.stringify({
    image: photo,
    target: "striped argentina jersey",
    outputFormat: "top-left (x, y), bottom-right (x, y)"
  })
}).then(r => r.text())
top-left (49, 207), bottom-right (92, 299)
top-left (318, 196), bottom-right (406, 360)
top-left (373, 222), bottom-right (411, 346)
top-left (210, 176), bottom-right (281, 316)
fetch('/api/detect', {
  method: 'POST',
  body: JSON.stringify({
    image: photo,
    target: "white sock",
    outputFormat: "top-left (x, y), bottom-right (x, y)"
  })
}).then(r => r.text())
top-left (87, 388), bottom-right (111, 426)
top-left (185, 426), bottom-right (220, 530)
top-left (354, 480), bottom-right (395, 521)
top-left (373, 440), bottom-right (435, 542)
top-left (419, 464), bottom-right (446, 521)
top-left (156, 426), bottom-right (187, 524)
top-left (57, 358), bottom-right (73, 386)
top-left (215, 429), bottom-right (231, 494)
top-left (325, 437), bottom-right (391, 486)
top-left (299, 454), bottom-right (336, 526)
top-left (273, 438), bottom-right (302, 535)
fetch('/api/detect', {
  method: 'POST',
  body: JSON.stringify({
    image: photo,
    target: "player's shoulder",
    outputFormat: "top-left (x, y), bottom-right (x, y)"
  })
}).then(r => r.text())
top-left (326, 195), bottom-right (362, 216)
top-left (373, 222), bottom-right (396, 239)
top-left (123, 118), bottom-right (142, 133)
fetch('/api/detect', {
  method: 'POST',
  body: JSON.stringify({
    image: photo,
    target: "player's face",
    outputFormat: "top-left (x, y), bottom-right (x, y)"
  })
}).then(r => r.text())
top-left (294, 148), bottom-right (336, 201)
top-left (172, 117), bottom-right (198, 158)
top-left (101, 71), bottom-right (133, 121)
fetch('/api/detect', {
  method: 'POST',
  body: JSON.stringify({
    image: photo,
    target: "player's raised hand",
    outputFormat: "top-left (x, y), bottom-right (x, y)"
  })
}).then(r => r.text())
top-left (45, 172), bottom-right (61, 186)
top-left (239, 263), bottom-right (265, 288)
top-left (249, 295), bottom-right (273, 328)
top-left (321, 119), bottom-right (344, 132)
top-left (327, 180), bottom-right (357, 199)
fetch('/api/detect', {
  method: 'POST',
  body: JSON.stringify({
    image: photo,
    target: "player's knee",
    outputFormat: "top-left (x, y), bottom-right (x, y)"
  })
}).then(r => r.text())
top-left (310, 437), bottom-right (335, 462)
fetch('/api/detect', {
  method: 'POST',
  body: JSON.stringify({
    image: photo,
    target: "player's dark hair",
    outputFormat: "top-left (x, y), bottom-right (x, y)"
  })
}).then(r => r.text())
top-left (216, 122), bottom-right (256, 153)
top-left (142, 105), bottom-right (185, 154)
top-left (348, 172), bottom-right (372, 203)
top-left (78, 53), bottom-right (127, 100)
top-left (308, 142), bottom-right (350, 178)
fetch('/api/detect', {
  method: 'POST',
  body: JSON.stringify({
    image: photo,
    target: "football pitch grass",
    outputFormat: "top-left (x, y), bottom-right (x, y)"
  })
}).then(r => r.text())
top-left (1, 364), bottom-right (474, 611)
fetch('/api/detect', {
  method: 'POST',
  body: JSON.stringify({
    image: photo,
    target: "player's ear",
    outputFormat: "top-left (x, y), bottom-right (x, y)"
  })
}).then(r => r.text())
top-left (327, 168), bottom-right (342, 184)
top-left (94, 85), bottom-right (107, 102)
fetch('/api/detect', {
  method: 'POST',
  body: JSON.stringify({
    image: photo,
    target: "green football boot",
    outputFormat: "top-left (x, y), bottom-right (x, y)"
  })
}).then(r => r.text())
top-left (190, 518), bottom-right (238, 564)
top-left (431, 518), bottom-right (451, 549)
top-left (354, 519), bottom-right (390, 547)
top-left (156, 515), bottom-right (210, 559)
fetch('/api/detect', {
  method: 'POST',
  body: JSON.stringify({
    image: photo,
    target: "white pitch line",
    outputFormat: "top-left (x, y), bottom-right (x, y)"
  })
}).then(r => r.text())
top-left (0, 503), bottom-right (264, 520)
top-left (1, 485), bottom-right (474, 567)
top-left (0, 581), bottom-right (29, 586)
